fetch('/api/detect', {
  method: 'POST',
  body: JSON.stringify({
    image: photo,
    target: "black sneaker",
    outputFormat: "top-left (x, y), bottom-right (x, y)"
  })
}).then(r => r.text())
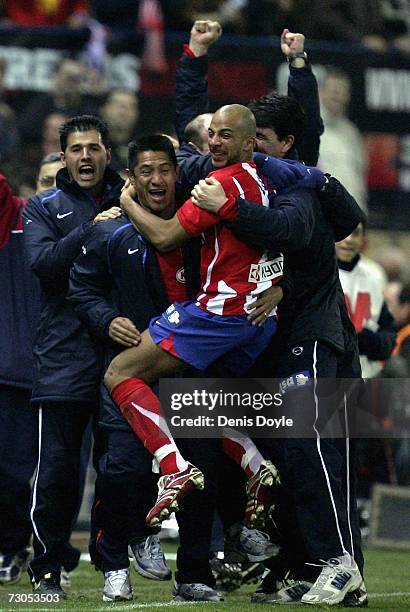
top-left (33, 572), bottom-right (66, 599)
top-left (251, 570), bottom-right (312, 604)
top-left (210, 555), bottom-right (242, 592)
top-left (224, 523), bottom-right (278, 563)
top-left (172, 581), bottom-right (224, 602)
top-left (240, 561), bottom-right (265, 586)
top-left (343, 582), bottom-right (368, 607)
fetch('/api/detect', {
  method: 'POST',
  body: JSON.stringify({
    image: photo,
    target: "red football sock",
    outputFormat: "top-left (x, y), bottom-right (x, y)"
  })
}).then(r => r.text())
top-left (222, 429), bottom-right (263, 478)
top-left (111, 377), bottom-right (188, 475)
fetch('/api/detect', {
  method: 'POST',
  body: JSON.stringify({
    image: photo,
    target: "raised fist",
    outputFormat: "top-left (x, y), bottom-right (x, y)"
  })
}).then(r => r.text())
top-left (280, 29), bottom-right (305, 57)
top-left (189, 20), bottom-right (222, 57)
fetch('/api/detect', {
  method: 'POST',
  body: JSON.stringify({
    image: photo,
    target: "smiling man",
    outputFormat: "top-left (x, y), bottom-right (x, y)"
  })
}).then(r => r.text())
top-left (67, 135), bottom-right (223, 602)
top-left (105, 105), bottom-right (282, 526)
top-left (23, 115), bottom-right (124, 598)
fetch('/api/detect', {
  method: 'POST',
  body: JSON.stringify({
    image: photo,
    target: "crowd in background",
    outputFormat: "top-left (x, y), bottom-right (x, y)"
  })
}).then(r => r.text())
top-left (0, 0), bottom-right (409, 53)
top-left (0, 6), bottom-right (409, 603)
top-left (0, 0), bottom-right (409, 501)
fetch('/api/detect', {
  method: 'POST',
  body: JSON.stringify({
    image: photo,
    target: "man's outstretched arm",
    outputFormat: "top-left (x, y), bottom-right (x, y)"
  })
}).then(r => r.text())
top-left (120, 182), bottom-right (218, 252)
top-left (282, 29), bottom-right (324, 166)
top-left (174, 20), bottom-right (221, 144)
top-left (121, 189), bottom-right (188, 252)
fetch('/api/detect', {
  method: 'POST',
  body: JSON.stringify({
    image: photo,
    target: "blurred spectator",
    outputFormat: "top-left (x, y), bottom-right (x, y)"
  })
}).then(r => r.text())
top-left (0, 57), bottom-right (19, 111)
top-left (138, 0), bottom-right (167, 73)
top-left (393, 283), bottom-right (410, 338)
top-left (100, 89), bottom-right (139, 172)
top-left (383, 283), bottom-right (410, 486)
top-left (17, 57), bottom-right (100, 145)
top-left (244, 0), bottom-right (307, 36)
top-left (304, 0), bottom-right (389, 52)
top-left (13, 112), bottom-right (68, 193)
top-left (318, 67), bottom-right (368, 214)
top-left (89, 0), bottom-right (140, 29)
top-left (380, 0), bottom-right (410, 55)
top-left (162, 0), bottom-right (247, 33)
top-left (42, 112), bottom-right (69, 156)
top-left (384, 280), bottom-right (403, 318)
top-left (0, 58), bottom-right (19, 164)
top-left (14, 57), bottom-right (101, 189)
top-left (374, 244), bottom-right (409, 282)
top-left (0, 0), bottom-right (89, 27)
top-left (336, 221), bottom-right (396, 379)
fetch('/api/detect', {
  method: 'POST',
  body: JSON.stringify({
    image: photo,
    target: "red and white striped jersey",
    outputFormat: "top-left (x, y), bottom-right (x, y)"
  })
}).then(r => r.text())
top-left (177, 161), bottom-right (283, 316)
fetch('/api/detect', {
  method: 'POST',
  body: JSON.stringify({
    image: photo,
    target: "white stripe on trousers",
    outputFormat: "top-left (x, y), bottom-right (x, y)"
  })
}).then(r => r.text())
top-left (311, 341), bottom-right (349, 556)
top-left (30, 406), bottom-right (47, 553)
top-left (344, 392), bottom-right (355, 559)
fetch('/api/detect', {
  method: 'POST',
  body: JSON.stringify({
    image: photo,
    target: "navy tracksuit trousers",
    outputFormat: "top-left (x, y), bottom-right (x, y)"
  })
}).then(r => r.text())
top-left (0, 386), bottom-right (36, 555)
top-left (29, 402), bottom-right (98, 581)
top-left (260, 339), bottom-right (364, 576)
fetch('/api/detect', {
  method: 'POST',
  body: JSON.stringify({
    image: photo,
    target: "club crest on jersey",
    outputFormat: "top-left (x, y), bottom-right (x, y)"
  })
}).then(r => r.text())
top-left (248, 255), bottom-right (283, 283)
top-left (176, 267), bottom-right (185, 283)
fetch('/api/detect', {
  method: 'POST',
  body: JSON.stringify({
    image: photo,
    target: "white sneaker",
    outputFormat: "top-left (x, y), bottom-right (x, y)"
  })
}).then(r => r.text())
top-left (102, 568), bottom-right (132, 602)
top-left (60, 569), bottom-right (71, 587)
top-left (301, 557), bottom-right (362, 605)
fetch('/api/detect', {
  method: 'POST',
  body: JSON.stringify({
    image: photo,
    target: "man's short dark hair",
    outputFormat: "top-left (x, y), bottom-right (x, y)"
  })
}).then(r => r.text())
top-left (128, 134), bottom-right (177, 173)
top-left (40, 152), bottom-right (61, 166)
top-left (247, 94), bottom-right (306, 152)
top-left (59, 115), bottom-right (110, 151)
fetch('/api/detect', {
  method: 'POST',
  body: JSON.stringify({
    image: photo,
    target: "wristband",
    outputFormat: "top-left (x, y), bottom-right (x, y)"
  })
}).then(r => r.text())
top-left (287, 51), bottom-right (308, 63)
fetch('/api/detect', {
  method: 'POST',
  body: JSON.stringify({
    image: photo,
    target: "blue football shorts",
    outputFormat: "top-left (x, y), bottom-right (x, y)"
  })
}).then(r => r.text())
top-left (149, 301), bottom-right (277, 374)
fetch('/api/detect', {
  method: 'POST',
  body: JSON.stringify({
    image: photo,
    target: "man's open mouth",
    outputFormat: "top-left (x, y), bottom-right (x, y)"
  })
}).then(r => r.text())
top-left (78, 165), bottom-right (95, 178)
top-left (149, 189), bottom-right (166, 201)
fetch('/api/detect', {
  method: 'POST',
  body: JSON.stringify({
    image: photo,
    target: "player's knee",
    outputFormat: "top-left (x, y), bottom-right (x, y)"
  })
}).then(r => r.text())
top-left (104, 359), bottom-right (122, 393)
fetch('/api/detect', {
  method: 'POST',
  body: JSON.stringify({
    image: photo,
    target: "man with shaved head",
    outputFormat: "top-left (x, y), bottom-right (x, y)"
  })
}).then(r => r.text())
top-left (97, 104), bottom-right (284, 601)
top-left (184, 113), bottom-right (213, 153)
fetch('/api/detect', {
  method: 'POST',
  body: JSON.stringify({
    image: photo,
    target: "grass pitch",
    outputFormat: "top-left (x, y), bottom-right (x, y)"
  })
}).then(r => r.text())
top-left (1, 546), bottom-right (409, 611)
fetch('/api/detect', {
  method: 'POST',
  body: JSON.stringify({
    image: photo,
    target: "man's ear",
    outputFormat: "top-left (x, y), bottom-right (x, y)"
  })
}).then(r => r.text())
top-left (60, 151), bottom-right (66, 166)
top-left (281, 135), bottom-right (295, 155)
top-left (244, 136), bottom-right (256, 154)
top-left (106, 147), bottom-right (112, 165)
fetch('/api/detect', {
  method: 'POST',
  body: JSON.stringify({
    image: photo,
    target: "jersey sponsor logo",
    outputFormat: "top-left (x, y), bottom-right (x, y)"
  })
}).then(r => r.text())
top-left (279, 370), bottom-right (312, 395)
top-left (56, 211), bottom-right (73, 219)
top-left (25, 219), bottom-right (32, 224)
top-left (82, 245), bottom-right (86, 254)
top-left (176, 267), bottom-right (185, 283)
top-left (165, 304), bottom-right (181, 325)
top-left (248, 255), bottom-right (283, 283)
top-left (128, 248), bottom-right (139, 255)
top-left (292, 346), bottom-right (304, 355)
